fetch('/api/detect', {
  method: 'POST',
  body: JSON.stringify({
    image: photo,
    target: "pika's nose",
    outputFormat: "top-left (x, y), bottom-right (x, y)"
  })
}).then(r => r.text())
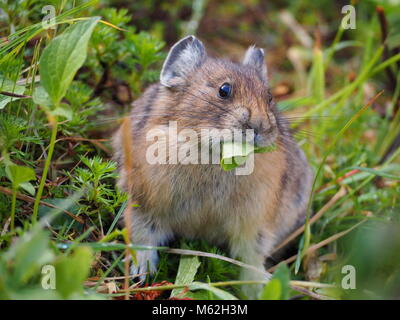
top-left (248, 118), bottom-right (269, 147)
top-left (254, 132), bottom-right (263, 147)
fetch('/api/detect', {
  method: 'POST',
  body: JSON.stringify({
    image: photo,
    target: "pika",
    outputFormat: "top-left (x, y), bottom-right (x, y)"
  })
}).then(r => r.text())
top-left (113, 35), bottom-right (313, 298)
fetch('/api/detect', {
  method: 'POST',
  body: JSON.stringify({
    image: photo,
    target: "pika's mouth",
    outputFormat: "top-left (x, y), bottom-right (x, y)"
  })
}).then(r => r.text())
top-left (254, 132), bottom-right (277, 148)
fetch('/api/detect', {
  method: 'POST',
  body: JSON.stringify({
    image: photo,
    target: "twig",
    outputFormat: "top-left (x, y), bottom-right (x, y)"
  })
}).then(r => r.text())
top-left (0, 91), bottom-right (31, 99)
top-left (112, 280), bottom-right (335, 300)
top-left (16, 75), bottom-right (40, 86)
top-left (0, 186), bottom-right (84, 224)
top-left (121, 117), bottom-right (135, 300)
top-left (290, 280), bottom-right (335, 289)
top-left (56, 136), bottom-right (111, 154)
top-left (290, 285), bottom-right (334, 300)
top-left (272, 186), bottom-right (347, 254)
top-left (268, 219), bottom-right (367, 272)
top-left (87, 273), bottom-right (147, 281)
top-left (165, 248), bottom-right (271, 279)
top-left (317, 169), bottom-right (359, 192)
top-left (1, 217), bottom-right (11, 236)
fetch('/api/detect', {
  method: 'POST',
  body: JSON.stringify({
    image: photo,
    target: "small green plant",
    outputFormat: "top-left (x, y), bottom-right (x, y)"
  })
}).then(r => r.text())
top-left (32, 17), bottom-right (101, 223)
top-left (67, 156), bottom-right (126, 217)
top-left (6, 164), bottom-right (36, 232)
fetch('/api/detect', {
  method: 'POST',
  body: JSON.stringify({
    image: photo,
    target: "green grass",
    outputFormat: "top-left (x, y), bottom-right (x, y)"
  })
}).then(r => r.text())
top-left (0, 0), bottom-right (399, 300)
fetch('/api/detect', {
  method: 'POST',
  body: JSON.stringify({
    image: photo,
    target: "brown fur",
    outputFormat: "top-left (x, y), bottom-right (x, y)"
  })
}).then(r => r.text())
top-left (113, 42), bottom-right (313, 298)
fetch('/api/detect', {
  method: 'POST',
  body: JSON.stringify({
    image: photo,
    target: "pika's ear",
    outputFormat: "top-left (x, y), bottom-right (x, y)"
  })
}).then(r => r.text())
top-left (242, 46), bottom-right (268, 82)
top-left (160, 35), bottom-right (206, 87)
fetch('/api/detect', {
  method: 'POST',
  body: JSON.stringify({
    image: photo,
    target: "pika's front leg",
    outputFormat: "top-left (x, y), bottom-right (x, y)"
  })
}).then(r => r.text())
top-left (128, 210), bottom-right (172, 282)
top-left (229, 233), bottom-right (273, 299)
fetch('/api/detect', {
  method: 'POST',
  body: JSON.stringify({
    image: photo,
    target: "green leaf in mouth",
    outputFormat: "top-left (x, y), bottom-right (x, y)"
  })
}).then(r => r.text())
top-left (220, 142), bottom-right (276, 171)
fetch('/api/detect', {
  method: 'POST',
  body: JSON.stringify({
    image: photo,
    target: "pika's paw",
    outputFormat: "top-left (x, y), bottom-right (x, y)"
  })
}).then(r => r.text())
top-left (240, 268), bottom-right (269, 299)
top-left (130, 250), bottom-right (159, 282)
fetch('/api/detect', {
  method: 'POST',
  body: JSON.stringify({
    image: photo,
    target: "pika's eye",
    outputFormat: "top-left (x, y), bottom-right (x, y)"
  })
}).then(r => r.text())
top-left (218, 83), bottom-right (232, 99)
